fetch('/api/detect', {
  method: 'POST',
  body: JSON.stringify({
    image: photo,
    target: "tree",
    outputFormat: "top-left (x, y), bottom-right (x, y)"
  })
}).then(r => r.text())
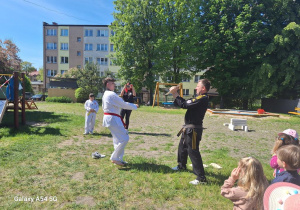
top-left (21, 61), bottom-right (36, 75)
top-left (0, 39), bottom-right (21, 73)
top-left (66, 63), bottom-right (112, 101)
top-left (155, 0), bottom-right (201, 83)
top-left (111, 0), bottom-right (161, 105)
top-left (36, 67), bottom-right (44, 81)
top-left (252, 0), bottom-right (300, 99)
top-left (196, 0), bottom-right (274, 109)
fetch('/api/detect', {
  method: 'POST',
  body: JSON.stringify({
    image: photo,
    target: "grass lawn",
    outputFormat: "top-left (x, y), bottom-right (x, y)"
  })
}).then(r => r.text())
top-left (0, 102), bottom-right (299, 209)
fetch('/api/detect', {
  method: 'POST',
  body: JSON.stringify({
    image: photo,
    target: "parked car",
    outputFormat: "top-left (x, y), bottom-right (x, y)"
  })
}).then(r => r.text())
top-left (30, 94), bottom-right (47, 101)
top-left (25, 92), bottom-right (33, 100)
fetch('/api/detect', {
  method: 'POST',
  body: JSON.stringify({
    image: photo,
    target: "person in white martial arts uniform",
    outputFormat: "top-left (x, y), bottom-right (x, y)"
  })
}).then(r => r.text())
top-left (102, 77), bottom-right (139, 166)
top-left (84, 93), bottom-right (99, 135)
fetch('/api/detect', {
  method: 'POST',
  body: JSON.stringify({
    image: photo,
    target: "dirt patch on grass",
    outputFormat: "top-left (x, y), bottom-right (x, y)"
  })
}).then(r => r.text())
top-left (27, 121), bottom-right (49, 127)
top-left (72, 172), bottom-right (85, 181)
top-left (75, 196), bottom-right (96, 207)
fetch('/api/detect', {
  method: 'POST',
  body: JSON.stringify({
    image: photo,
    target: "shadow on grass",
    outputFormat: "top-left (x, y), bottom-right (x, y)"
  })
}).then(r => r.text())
top-left (0, 111), bottom-right (66, 137)
top-left (129, 131), bottom-right (171, 137)
top-left (129, 162), bottom-right (174, 173)
top-left (205, 170), bottom-right (230, 186)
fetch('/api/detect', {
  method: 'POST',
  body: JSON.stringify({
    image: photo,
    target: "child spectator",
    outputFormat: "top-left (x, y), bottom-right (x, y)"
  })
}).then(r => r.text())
top-left (270, 129), bottom-right (299, 177)
top-left (221, 157), bottom-right (269, 209)
top-left (84, 93), bottom-right (99, 135)
top-left (271, 144), bottom-right (300, 186)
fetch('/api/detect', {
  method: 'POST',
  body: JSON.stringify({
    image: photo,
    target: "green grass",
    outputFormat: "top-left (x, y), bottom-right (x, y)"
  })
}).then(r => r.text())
top-left (0, 103), bottom-right (300, 209)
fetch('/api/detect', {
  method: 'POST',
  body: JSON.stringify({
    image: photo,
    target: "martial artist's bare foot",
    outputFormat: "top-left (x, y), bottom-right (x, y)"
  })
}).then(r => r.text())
top-left (111, 160), bottom-right (124, 166)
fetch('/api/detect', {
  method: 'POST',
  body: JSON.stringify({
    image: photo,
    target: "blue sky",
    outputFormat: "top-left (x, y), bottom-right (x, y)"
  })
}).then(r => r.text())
top-left (0, 0), bottom-right (115, 69)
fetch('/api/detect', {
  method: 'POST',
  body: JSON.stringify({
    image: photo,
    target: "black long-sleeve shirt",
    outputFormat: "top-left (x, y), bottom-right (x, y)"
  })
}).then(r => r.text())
top-left (174, 93), bottom-right (208, 126)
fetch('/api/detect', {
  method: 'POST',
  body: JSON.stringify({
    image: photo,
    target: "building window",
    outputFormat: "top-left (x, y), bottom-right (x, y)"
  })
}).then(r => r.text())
top-left (110, 30), bottom-right (115, 36)
top-left (183, 89), bottom-right (190, 96)
top-left (46, 42), bottom-right (57, 50)
top-left (77, 65), bottom-right (81, 69)
top-left (77, 51), bottom-right (81, 56)
top-left (194, 75), bottom-right (201, 83)
top-left (84, 29), bottom-right (93, 37)
top-left (100, 71), bottom-right (104, 77)
top-left (60, 29), bottom-right (68, 36)
top-left (61, 70), bottom-right (67, 75)
top-left (77, 37), bottom-right (81, 42)
top-left (84, 57), bottom-right (93, 64)
top-left (85, 44), bottom-right (93, 51)
top-left (61, 57), bottom-right (68, 64)
top-left (97, 30), bottom-right (109, 37)
top-left (46, 29), bottom-right (57, 36)
top-left (97, 44), bottom-right (108, 51)
top-left (61, 43), bottom-right (68, 50)
top-left (110, 44), bottom-right (114, 52)
top-left (47, 69), bottom-right (57, 77)
top-left (182, 77), bottom-right (190, 82)
top-left (97, 58), bottom-right (108, 65)
top-left (46, 56), bottom-right (57, 63)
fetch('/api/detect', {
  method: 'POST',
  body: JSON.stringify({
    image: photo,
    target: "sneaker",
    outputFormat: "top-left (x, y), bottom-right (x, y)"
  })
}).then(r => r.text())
top-left (171, 165), bottom-right (187, 171)
top-left (111, 160), bottom-right (125, 166)
top-left (189, 178), bottom-right (208, 185)
top-left (92, 152), bottom-right (105, 159)
top-left (121, 160), bottom-right (128, 165)
top-left (83, 132), bottom-right (88, 135)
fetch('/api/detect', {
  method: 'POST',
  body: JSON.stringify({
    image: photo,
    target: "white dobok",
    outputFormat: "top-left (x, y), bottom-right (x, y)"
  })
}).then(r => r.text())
top-left (84, 99), bottom-right (99, 133)
top-left (102, 90), bottom-right (137, 162)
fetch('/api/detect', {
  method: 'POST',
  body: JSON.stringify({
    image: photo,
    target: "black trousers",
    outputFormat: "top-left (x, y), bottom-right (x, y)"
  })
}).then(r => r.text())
top-left (120, 109), bottom-right (132, 129)
top-left (177, 127), bottom-right (205, 180)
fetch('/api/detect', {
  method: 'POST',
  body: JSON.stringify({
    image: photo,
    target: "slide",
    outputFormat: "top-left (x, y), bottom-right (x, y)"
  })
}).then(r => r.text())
top-left (0, 100), bottom-right (8, 123)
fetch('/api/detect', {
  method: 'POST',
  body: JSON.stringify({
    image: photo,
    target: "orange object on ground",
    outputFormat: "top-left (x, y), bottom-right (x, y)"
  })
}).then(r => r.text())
top-left (257, 109), bottom-right (265, 114)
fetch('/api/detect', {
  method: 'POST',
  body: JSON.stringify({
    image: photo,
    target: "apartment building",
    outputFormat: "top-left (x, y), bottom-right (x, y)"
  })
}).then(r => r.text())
top-left (43, 22), bottom-right (119, 91)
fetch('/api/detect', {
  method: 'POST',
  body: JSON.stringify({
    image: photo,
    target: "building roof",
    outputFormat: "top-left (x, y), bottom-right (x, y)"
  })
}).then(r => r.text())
top-left (29, 71), bottom-right (39, 76)
top-left (43, 22), bottom-right (109, 27)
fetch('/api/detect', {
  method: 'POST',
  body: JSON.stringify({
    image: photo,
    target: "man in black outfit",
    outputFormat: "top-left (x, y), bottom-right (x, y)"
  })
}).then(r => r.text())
top-left (169, 79), bottom-right (210, 185)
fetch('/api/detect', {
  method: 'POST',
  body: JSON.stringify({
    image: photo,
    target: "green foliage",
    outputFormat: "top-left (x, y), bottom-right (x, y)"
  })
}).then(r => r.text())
top-left (45, 96), bottom-right (73, 103)
top-left (23, 75), bottom-right (33, 93)
top-left (36, 67), bottom-right (43, 81)
top-left (21, 61), bottom-right (36, 75)
top-left (254, 21), bottom-right (300, 99)
top-left (75, 87), bottom-right (87, 103)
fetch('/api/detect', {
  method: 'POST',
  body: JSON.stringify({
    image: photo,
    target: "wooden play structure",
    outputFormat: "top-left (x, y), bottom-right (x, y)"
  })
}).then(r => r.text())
top-left (0, 72), bottom-right (33, 128)
top-left (288, 107), bottom-right (300, 116)
top-left (152, 82), bottom-right (183, 107)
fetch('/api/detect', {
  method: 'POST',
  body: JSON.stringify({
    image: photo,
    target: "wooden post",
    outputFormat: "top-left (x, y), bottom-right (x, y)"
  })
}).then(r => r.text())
top-left (157, 84), bottom-right (159, 107)
top-left (152, 82), bottom-right (158, 108)
top-left (21, 73), bottom-right (26, 125)
top-left (13, 72), bottom-right (19, 129)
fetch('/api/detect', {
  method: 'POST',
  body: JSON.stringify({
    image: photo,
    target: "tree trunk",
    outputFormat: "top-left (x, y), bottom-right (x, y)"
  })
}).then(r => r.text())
top-left (242, 98), bottom-right (248, 110)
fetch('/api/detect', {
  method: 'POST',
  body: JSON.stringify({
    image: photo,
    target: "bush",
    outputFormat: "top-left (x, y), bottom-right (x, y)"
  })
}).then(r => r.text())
top-left (75, 88), bottom-right (88, 103)
top-left (45, 96), bottom-right (72, 103)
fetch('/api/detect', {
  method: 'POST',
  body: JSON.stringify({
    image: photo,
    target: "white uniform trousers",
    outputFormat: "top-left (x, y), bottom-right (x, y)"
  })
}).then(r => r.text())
top-left (85, 112), bottom-right (96, 133)
top-left (108, 124), bottom-right (129, 162)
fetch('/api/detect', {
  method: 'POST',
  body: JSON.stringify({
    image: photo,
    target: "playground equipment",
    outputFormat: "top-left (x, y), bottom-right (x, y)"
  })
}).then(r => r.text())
top-left (152, 82), bottom-right (183, 107)
top-left (0, 72), bottom-right (29, 128)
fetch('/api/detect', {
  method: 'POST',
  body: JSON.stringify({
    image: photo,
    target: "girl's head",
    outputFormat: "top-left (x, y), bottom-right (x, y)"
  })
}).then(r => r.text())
top-left (271, 129), bottom-right (299, 154)
top-left (237, 157), bottom-right (268, 208)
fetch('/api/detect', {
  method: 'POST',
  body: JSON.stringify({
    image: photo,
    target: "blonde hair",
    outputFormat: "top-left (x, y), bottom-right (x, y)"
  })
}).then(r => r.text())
top-left (277, 145), bottom-right (300, 169)
top-left (271, 133), bottom-right (299, 154)
top-left (237, 157), bottom-right (269, 209)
